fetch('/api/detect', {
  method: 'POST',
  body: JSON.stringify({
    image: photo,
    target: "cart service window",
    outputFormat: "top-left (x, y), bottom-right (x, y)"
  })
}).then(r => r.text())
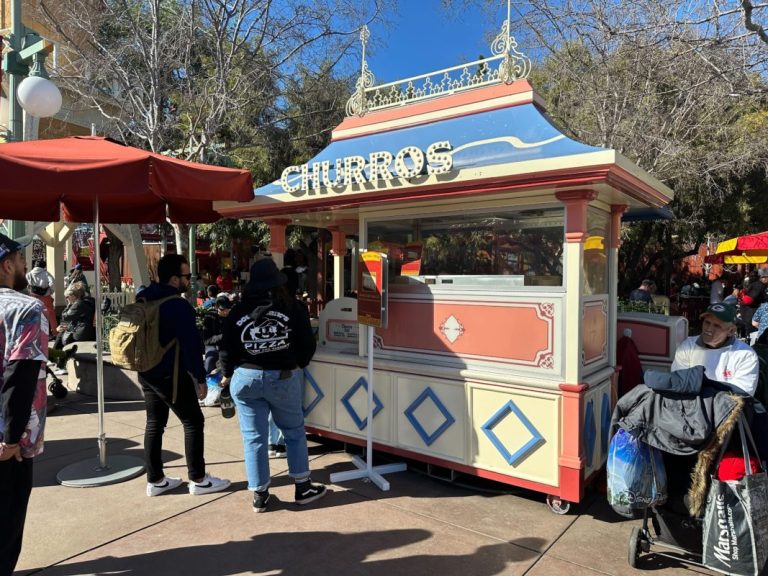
top-left (367, 207), bottom-right (564, 289)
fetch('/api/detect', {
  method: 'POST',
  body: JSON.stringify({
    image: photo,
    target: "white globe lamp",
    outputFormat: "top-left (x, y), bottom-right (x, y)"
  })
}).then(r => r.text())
top-left (17, 75), bottom-right (62, 118)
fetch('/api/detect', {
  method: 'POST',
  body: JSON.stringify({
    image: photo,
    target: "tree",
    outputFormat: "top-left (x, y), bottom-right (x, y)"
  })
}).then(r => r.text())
top-left (38, 0), bottom-right (389, 260)
top-left (445, 0), bottom-right (768, 291)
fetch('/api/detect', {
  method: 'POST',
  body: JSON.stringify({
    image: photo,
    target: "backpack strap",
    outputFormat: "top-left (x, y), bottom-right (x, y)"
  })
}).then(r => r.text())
top-left (155, 293), bottom-right (184, 403)
top-left (171, 342), bottom-right (180, 404)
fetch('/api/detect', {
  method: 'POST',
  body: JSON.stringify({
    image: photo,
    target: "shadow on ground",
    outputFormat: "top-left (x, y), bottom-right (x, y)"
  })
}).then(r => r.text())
top-left (29, 529), bottom-right (545, 576)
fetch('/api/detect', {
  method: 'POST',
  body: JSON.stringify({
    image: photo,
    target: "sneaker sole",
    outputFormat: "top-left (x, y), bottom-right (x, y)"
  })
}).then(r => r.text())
top-left (147, 480), bottom-right (183, 497)
top-left (296, 488), bottom-right (328, 506)
top-left (189, 480), bottom-right (231, 495)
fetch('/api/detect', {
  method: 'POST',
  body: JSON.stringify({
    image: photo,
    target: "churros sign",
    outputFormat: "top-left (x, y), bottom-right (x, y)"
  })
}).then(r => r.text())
top-left (280, 141), bottom-right (453, 196)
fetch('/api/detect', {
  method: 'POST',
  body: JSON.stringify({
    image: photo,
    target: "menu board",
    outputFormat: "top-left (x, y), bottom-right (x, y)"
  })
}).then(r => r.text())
top-left (357, 251), bottom-right (388, 328)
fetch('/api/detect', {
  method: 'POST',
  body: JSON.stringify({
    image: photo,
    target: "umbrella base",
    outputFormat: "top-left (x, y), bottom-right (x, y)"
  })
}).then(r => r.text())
top-left (57, 455), bottom-right (145, 488)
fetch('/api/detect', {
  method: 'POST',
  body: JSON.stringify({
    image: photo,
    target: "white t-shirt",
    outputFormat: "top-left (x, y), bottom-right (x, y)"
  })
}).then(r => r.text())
top-left (671, 336), bottom-right (759, 396)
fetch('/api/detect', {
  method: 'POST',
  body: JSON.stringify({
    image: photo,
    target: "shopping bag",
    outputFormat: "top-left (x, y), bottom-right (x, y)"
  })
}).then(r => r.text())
top-left (199, 371), bottom-right (222, 407)
top-left (607, 428), bottom-right (668, 517)
top-left (702, 417), bottom-right (768, 576)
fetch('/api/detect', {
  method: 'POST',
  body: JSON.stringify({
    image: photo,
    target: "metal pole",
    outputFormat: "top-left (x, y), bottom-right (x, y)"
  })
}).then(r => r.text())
top-left (8, 0), bottom-right (23, 142)
top-left (189, 224), bottom-right (197, 276)
top-left (6, 0), bottom-right (24, 239)
top-left (93, 198), bottom-right (107, 469)
top-left (366, 325), bottom-right (374, 474)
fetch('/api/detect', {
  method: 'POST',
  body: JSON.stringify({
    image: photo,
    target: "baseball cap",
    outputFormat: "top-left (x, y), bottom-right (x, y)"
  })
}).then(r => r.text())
top-left (215, 294), bottom-right (232, 309)
top-left (700, 302), bottom-right (736, 323)
top-left (758, 268), bottom-right (768, 278)
top-left (0, 233), bottom-right (27, 261)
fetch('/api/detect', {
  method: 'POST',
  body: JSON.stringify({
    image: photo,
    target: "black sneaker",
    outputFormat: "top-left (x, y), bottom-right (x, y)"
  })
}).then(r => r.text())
top-left (268, 444), bottom-right (287, 459)
top-left (252, 490), bottom-right (271, 513)
top-left (295, 481), bottom-right (327, 506)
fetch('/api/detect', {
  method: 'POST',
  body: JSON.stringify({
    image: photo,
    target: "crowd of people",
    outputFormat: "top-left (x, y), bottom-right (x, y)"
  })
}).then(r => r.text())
top-left (0, 239), bottom-right (323, 574)
top-left (628, 268), bottom-right (768, 340)
top-left (134, 252), bottom-right (325, 511)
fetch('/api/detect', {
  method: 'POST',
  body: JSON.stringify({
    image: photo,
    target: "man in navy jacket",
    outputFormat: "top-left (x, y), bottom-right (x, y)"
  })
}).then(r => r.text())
top-left (138, 254), bottom-right (229, 497)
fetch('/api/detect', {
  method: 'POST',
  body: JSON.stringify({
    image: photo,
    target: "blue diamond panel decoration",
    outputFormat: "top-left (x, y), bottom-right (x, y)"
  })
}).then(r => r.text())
top-left (584, 399), bottom-right (596, 468)
top-left (601, 392), bottom-right (611, 457)
top-left (303, 368), bottom-right (324, 417)
top-left (481, 400), bottom-right (545, 466)
top-left (340, 377), bottom-right (383, 431)
top-left (404, 387), bottom-right (455, 446)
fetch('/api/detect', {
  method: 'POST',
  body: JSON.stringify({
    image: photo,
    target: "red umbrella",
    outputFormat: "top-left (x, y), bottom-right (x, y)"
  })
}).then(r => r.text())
top-left (0, 135), bottom-right (253, 485)
top-left (716, 231), bottom-right (768, 257)
top-left (0, 136), bottom-right (253, 222)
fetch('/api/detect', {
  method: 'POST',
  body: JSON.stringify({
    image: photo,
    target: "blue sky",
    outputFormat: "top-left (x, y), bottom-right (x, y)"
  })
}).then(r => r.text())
top-left (366, 0), bottom-right (510, 84)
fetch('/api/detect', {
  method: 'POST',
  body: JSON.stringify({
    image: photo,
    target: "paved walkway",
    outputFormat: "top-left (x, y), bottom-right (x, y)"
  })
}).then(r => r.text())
top-left (15, 392), bottom-right (713, 576)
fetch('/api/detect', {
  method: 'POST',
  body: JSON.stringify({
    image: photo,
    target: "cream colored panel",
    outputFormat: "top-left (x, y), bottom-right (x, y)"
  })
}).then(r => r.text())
top-left (470, 384), bottom-right (559, 487)
top-left (333, 366), bottom-right (392, 443)
top-left (303, 361), bottom-right (334, 430)
top-left (395, 376), bottom-right (466, 462)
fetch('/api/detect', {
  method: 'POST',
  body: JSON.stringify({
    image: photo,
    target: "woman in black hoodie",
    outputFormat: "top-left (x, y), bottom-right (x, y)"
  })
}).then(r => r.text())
top-left (219, 258), bottom-right (326, 512)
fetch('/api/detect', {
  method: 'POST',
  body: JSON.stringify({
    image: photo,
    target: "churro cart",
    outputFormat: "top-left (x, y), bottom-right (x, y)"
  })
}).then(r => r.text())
top-left (217, 24), bottom-right (673, 512)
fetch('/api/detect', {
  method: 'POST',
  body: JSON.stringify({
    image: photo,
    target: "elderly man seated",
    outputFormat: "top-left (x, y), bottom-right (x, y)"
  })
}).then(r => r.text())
top-left (672, 302), bottom-right (759, 396)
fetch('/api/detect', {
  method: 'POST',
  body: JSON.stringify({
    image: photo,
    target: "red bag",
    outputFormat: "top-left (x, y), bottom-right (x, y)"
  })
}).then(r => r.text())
top-left (717, 450), bottom-right (760, 482)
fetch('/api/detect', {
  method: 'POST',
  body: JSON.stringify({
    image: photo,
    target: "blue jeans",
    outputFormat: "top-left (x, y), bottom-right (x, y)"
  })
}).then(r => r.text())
top-left (230, 367), bottom-right (309, 491)
top-left (268, 412), bottom-right (284, 446)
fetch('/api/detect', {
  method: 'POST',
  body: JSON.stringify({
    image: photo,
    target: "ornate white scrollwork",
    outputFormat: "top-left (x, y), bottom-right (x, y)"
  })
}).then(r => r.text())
top-left (343, 3), bottom-right (532, 117)
top-left (345, 26), bottom-right (375, 117)
top-left (492, 20), bottom-right (531, 84)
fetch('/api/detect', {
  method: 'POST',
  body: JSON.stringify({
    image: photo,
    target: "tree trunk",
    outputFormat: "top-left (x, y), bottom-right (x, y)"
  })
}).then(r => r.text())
top-left (174, 223), bottom-right (189, 262)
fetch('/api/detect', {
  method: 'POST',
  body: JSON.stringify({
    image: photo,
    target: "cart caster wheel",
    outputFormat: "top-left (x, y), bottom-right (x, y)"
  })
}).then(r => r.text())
top-left (545, 495), bottom-right (571, 514)
top-left (629, 527), bottom-right (643, 568)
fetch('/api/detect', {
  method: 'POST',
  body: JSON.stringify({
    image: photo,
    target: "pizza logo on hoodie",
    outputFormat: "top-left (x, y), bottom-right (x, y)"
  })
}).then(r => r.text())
top-left (238, 311), bottom-right (291, 355)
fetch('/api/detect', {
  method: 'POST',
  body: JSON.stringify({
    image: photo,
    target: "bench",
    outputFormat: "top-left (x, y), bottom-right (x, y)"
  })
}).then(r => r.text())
top-left (63, 342), bottom-right (144, 401)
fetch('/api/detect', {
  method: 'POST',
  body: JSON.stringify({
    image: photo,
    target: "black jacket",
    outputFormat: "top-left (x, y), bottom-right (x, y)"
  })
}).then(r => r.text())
top-left (202, 310), bottom-right (226, 348)
top-left (742, 280), bottom-right (765, 309)
top-left (610, 366), bottom-right (741, 455)
top-left (61, 297), bottom-right (96, 341)
top-left (220, 292), bottom-right (315, 376)
top-left (136, 282), bottom-right (205, 383)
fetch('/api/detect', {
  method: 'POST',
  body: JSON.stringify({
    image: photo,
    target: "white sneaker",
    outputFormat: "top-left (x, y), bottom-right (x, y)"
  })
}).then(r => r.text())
top-left (189, 474), bottom-right (230, 495)
top-left (53, 368), bottom-right (68, 376)
top-left (200, 387), bottom-right (221, 407)
top-left (146, 476), bottom-right (183, 497)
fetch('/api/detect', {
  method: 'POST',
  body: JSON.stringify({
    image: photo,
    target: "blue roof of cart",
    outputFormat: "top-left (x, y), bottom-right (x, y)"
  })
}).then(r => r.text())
top-left (216, 35), bottom-right (673, 218)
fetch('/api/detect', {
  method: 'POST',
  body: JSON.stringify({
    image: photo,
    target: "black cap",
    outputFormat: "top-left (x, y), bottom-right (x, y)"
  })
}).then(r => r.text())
top-left (215, 294), bottom-right (232, 309)
top-left (0, 233), bottom-right (26, 261)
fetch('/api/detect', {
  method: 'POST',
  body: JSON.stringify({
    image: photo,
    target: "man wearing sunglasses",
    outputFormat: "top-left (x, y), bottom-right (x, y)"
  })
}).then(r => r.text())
top-left (137, 254), bottom-right (230, 498)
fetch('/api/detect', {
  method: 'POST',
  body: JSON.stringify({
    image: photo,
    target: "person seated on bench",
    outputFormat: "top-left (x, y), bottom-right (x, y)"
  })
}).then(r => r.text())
top-left (51, 281), bottom-right (96, 375)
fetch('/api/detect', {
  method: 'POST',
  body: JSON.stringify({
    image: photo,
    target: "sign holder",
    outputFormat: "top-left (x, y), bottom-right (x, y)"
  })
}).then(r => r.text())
top-left (329, 251), bottom-right (406, 491)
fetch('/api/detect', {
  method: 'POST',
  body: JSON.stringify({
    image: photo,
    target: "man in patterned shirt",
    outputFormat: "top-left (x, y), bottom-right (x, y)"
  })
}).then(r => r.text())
top-left (0, 233), bottom-right (49, 576)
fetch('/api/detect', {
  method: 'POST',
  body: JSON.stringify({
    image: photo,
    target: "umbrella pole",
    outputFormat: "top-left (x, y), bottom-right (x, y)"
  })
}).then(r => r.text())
top-left (56, 198), bottom-right (145, 487)
top-left (94, 199), bottom-right (106, 468)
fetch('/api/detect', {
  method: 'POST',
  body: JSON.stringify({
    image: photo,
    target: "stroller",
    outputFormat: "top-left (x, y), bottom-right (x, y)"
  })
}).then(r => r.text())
top-left (628, 452), bottom-right (703, 569)
top-left (624, 403), bottom-right (767, 573)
